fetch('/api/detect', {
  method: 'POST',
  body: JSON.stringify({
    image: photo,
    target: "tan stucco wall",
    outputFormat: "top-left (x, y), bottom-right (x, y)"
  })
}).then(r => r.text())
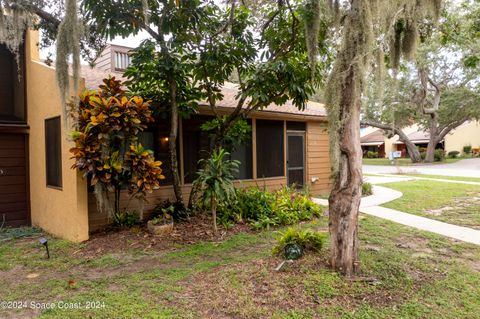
top-left (444, 121), bottom-right (480, 154)
top-left (25, 30), bottom-right (89, 242)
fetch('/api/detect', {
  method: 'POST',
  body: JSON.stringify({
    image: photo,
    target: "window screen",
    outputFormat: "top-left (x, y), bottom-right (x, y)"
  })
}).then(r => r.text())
top-left (182, 115), bottom-right (214, 183)
top-left (286, 121), bottom-right (306, 131)
top-left (45, 117), bottom-right (62, 188)
top-left (256, 120), bottom-right (284, 178)
top-left (139, 124), bottom-right (174, 185)
top-left (231, 139), bottom-right (253, 180)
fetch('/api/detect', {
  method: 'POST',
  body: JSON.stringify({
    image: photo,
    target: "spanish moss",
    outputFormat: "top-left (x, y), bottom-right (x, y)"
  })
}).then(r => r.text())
top-left (55, 0), bottom-right (81, 123)
top-left (0, 1), bottom-right (33, 62)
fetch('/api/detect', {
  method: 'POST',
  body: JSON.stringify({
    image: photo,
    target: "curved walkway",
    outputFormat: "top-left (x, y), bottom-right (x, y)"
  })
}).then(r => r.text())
top-left (313, 184), bottom-right (480, 246)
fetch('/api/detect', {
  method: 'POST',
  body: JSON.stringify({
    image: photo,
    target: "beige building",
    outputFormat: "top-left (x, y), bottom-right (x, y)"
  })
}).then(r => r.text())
top-left (0, 36), bottom-right (331, 241)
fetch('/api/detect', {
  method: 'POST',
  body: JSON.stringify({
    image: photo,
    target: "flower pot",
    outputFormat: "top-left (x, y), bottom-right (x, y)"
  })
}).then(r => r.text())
top-left (147, 220), bottom-right (174, 236)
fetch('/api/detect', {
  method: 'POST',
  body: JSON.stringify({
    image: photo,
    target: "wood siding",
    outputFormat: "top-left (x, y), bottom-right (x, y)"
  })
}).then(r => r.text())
top-left (88, 118), bottom-right (331, 232)
top-left (88, 177), bottom-right (287, 232)
top-left (0, 133), bottom-right (29, 226)
top-left (306, 121), bottom-right (331, 195)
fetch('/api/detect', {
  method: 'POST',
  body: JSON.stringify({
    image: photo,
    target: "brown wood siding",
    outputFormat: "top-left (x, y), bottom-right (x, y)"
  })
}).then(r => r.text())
top-left (0, 133), bottom-right (29, 226)
top-left (88, 177), bottom-right (287, 232)
top-left (306, 121), bottom-right (331, 195)
top-left (87, 117), bottom-right (331, 232)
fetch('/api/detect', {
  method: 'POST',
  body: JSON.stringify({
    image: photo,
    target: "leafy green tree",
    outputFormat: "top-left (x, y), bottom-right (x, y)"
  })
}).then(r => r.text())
top-left (192, 148), bottom-right (239, 234)
top-left (70, 77), bottom-right (165, 221)
top-left (89, 0), bottom-right (329, 205)
top-left (365, 0), bottom-right (480, 164)
top-left (412, 1), bottom-right (480, 162)
top-left (363, 75), bottom-right (423, 163)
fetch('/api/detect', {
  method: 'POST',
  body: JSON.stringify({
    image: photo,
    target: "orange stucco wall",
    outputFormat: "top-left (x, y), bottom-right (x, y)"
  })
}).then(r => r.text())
top-left (25, 30), bottom-right (89, 242)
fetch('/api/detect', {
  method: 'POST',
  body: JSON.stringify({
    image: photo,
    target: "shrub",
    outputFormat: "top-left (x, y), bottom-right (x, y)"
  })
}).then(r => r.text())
top-left (362, 182), bottom-right (373, 196)
top-left (220, 186), bottom-right (322, 230)
top-left (447, 151), bottom-right (460, 158)
top-left (193, 148), bottom-right (239, 233)
top-left (113, 209), bottom-right (140, 228)
top-left (463, 145), bottom-right (472, 155)
top-left (152, 200), bottom-right (189, 221)
top-left (272, 227), bottom-right (327, 257)
top-left (366, 151), bottom-right (378, 158)
top-left (434, 149), bottom-right (445, 162)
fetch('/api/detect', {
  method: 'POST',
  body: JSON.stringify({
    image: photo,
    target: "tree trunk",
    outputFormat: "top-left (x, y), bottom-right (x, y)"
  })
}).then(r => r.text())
top-left (425, 114), bottom-right (439, 163)
top-left (328, 74), bottom-right (363, 276)
top-left (327, 0), bottom-right (369, 277)
top-left (397, 133), bottom-right (422, 163)
top-left (169, 79), bottom-right (184, 204)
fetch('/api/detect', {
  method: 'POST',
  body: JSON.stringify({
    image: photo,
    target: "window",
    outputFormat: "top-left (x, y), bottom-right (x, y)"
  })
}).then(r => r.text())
top-left (286, 121), bottom-right (306, 131)
top-left (0, 43), bottom-right (25, 122)
top-left (230, 119), bottom-right (253, 180)
top-left (139, 127), bottom-right (174, 184)
top-left (256, 120), bottom-right (285, 178)
top-left (45, 117), bottom-right (62, 188)
top-left (114, 51), bottom-right (131, 70)
top-left (182, 115), bottom-right (214, 183)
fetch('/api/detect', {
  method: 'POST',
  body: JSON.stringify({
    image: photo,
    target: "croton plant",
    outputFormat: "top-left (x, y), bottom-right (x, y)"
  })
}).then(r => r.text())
top-left (70, 77), bottom-right (165, 216)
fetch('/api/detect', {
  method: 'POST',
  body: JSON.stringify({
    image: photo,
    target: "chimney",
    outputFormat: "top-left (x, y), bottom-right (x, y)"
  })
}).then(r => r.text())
top-left (95, 44), bottom-right (134, 73)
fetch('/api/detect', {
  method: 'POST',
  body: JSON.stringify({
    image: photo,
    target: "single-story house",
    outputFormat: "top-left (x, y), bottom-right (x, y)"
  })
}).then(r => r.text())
top-left (359, 122), bottom-right (480, 159)
top-left (360, 130), bottom-right (386, 157)
top-left (0, 33), bottom-right (331, 241)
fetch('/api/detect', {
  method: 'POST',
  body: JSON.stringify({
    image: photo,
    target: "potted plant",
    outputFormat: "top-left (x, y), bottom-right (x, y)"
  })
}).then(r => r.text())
top-left (147, 205), bottom-right (174, 236)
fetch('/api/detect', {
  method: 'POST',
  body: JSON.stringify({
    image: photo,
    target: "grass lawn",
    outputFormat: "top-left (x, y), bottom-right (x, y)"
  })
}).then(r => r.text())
top-left (1, 215), bottom-right (480, 318)
top-left (362, 157), bottom-right (462, 166)
top-left (382, 180), bottom-right (480, 229)
top-left (402, 174), bottom-right (480, 183)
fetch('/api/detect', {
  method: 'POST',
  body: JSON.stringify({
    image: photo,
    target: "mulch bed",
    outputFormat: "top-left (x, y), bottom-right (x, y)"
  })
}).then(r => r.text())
top-left (77, 215), bottom-right (254, 259)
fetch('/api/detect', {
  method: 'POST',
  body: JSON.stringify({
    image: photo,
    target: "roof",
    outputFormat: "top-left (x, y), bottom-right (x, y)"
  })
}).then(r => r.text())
top-left (80, 65), bottom-right (327, 118)
top-left (394, 130), bottom-right (432, 144)
top-left (360, 130), bottom-right (385, 146)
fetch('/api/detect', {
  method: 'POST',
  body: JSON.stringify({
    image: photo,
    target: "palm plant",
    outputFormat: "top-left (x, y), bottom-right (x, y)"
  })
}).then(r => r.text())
top-left (193, 149), bottom-right (239, 234)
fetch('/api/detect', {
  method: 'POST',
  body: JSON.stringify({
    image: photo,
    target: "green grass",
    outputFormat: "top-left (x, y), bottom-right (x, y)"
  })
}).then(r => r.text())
top-left (382, 180), bottom-right (480, 228)
top-left (403, 174), bottom-right (480, 183)
top-left (1, 214), bottom-right (480, 318)
top-left (362, 157), bottom-right (463, 166)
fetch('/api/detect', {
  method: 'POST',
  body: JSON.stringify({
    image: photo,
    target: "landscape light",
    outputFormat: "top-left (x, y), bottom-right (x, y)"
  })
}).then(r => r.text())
top-left (39, 237), bottom-right (50, 259)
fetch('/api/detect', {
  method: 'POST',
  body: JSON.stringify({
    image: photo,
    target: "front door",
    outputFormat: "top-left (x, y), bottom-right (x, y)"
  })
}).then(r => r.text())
top-left (0, 133), bottom-right (30, 226)
top-left (287, 132), bottom-right (305, 187)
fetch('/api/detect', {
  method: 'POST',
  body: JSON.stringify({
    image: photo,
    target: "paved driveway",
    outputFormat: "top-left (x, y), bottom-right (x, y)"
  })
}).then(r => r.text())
top-left (363, 158), bottom-right (480, 178)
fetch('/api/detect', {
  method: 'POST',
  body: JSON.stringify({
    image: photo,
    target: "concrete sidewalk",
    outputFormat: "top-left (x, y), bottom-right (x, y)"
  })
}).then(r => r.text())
top-left (313, 185), bottom-right (480, 246)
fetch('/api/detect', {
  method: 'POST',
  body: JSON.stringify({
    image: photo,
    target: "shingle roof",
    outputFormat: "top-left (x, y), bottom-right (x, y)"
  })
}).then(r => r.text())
top-left (406, 130), bottom-right (430, 143)
top-left (80, 65), bottom-right (327, 118)
top-left (360, 129), bottom-right (385, 145)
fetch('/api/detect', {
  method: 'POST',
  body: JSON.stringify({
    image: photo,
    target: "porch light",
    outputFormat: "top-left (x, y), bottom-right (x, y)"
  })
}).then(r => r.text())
top-left (39, 237), bottom-right (50, 259)
top-left (162, 137), bottom-right (169, 143)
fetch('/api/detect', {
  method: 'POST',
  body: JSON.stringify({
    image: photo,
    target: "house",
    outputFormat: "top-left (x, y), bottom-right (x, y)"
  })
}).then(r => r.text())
top-left (0, 34), bottom-right (331, 241)
top-left (361, 122), bottom-right (480, 158)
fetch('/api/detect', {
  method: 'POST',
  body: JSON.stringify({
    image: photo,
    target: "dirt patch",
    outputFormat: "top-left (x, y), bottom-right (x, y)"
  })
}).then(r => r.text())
top-left (172, 251), bottom-right (435, 318)
top-left (79, 215), bottom-right (253, 259)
